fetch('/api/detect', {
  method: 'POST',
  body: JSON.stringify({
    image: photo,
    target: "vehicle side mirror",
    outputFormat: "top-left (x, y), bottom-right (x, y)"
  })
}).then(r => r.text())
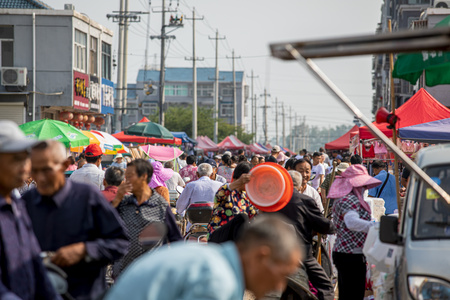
top-left (380, 216), bottom-right (402, 245)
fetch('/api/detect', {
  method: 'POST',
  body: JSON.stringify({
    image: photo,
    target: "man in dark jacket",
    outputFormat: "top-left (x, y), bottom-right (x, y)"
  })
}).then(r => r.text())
top-left (272, 170), bottom-right (336, 300)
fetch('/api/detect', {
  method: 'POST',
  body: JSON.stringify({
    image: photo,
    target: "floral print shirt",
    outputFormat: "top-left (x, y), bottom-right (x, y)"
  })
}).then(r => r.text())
top-left (217, 166), bottom-right (234, 183)
top-left (179, 165), bottom-right (198, 183)
top-left (208, 184), bottom-right (257, 234)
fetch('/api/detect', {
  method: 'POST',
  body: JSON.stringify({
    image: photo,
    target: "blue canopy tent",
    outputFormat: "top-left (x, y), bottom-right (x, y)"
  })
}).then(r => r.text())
top-left (398, 118), bottom-right (450, 142)
top-left (170, 132), bottom-right (198, 144)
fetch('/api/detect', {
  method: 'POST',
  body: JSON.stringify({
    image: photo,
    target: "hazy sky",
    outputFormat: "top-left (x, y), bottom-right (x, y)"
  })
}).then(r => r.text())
top-left (45, 0), bottom-right (383, 139)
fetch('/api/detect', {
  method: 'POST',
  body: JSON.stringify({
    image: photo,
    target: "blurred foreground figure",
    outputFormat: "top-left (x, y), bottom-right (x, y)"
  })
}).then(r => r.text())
top-left (105, 214), bottom-right (303, 300)
top-left (0, 121), bottom-right (60, 300)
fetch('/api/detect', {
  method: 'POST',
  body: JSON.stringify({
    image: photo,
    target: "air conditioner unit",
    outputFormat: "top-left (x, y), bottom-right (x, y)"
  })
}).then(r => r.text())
top-left (435, 0), bottom-right (450, 8)
top-left (1, 67), bottom-right (28, 86)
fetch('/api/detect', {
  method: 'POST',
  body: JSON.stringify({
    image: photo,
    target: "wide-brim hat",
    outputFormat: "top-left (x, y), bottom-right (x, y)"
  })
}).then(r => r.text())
top-left (277, 152), bottom-right (287, 162)
top-left (245, 162), bottom-right (293, 212)
top-left (336, 162), bottom-right (350, 173)
top-left (328, 164), bottom-right (381, 199)
top-left (114, 153), bottom-right (123, 161)
top-left (149, 161), bottom-right (174, 188)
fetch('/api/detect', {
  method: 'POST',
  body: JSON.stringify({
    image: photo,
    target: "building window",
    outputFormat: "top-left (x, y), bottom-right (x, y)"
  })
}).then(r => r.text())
top-left (0, 26), bottom-right (14, 67)
top-left (90, 36), bottom-right (98, 76)
top-left (165, 84), bottom-right (188, 96)
top-left (142, 102), bottom-right (158, 116)
top-left (221, 86), bottom-right (233, 97)
top-left (220, 103), bottom-right (233, 117)
top-left (74, 29), bottom-right (87, 72)
top-left (197, 84), bottom-right (214, 97)
top-left (102, 42), bottom-right (111, 80)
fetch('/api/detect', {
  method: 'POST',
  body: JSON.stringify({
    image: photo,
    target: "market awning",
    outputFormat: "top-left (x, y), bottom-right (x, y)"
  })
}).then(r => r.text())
top-left (171, 132), bottom-right (197, 144)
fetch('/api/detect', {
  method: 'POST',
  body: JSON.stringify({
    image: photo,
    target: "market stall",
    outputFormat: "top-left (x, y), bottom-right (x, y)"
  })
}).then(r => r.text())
top-left (217, 135), bottom-right (246, 150)
top-left (325, 125), bottom-right (359, 150)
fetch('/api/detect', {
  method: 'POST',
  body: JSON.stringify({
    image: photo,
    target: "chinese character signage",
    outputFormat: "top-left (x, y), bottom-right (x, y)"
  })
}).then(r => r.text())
top-left (88, 75), bottom-right (101, 113)
top-left (73, 71), bottom-right (89, 111)
top-left (101, 78), bottom-right (114, 114)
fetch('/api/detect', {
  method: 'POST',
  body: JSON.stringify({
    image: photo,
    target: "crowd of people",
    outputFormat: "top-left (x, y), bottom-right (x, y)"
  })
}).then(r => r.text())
top-left (0, 119), bottom-right (406, 300)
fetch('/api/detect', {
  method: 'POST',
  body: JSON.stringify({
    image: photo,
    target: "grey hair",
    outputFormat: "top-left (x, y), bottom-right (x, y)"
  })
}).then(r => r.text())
top-left (197, 163), bottom-right (213, 177)
top-left (32, 140), bottom-right (66, 163)
top-left (237, 214), bottom-right (303, 262)
top-left (105, 166), bottom-right (125, 186)
top-left (288, 170), bottom-right (302, 189)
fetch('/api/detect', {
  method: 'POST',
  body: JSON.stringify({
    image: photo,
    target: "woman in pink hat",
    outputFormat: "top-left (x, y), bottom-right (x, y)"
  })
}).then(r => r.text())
top-left (149, 161), bottom-right (174, 204)
top-left (328, 164), bottom-right (381, 300)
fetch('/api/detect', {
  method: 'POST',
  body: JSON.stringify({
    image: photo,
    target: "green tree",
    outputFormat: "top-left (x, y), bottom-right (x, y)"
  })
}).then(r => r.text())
top-left (147, 105), bottom-right (254, 144)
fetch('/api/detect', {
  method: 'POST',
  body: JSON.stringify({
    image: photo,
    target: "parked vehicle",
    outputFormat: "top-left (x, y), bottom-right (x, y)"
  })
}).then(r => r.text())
top-left (380, 144), bottom-right (450, 299)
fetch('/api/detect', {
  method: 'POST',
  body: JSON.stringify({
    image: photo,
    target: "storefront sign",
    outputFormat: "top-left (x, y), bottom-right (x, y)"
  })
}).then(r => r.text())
top-left (73, 71), bottom-right (89, 111)
top-left (101, 78), bottom-right (114, 114)
top-left (88, 75), bottom-right (101, 113)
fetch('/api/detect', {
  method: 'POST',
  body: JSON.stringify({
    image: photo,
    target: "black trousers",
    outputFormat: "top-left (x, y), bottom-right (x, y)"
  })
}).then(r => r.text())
top-left (303, 255), bottom-right (334, 300)
top-left (332, 252), bottom-right (366, 300)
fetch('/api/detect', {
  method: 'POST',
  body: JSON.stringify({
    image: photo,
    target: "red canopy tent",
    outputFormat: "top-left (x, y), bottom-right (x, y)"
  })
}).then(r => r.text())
top-left (196, 136), bottom-right (219, 152)
top-left (325, 125), bottom-right (359, 150)
top-left (202, 136), bottom-right (219, 149)
top-left (218, 135), bottom-right (247, 150)
top-left (359, 88), bottom-right (450, 139)
top-left (112, 131), bottom-right (182, 145)
top-left (246, 143), bottom-right (269, 154)
top-left (138, 117), bottom-right (150, 123)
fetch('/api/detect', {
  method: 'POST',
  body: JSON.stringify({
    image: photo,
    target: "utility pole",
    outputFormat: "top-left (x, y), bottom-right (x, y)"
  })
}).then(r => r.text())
top-left (209, 30), bottom-right (225, 143)
top-left (282, 102), bottom-right (286, 147)
top-left (247, 70), bottom-right (258, 143)
top-left (260, 89), bottom-right (271, 145)
top-left (150, 1), bottom-right (182, 126)
top-left (107, 2), bottom-right (146, 131)
top-left (289, 107), bottom-right (292, 149)
top-left (185, 8), bottom-right (204, 139)
top-left (254, 95), bottom-right (257, 143)
top-left (275, 97), bottom-right (278, 145)
top-left (226, 50), bottom-right (241, 136)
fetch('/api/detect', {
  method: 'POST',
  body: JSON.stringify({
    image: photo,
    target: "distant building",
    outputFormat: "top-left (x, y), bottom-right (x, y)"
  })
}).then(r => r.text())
top-left (372, 0), bottom-right (450, 113)
top-left (0, 1), bottom-right (114, 130)
top-left (121, 67), bottom-right (249, 129)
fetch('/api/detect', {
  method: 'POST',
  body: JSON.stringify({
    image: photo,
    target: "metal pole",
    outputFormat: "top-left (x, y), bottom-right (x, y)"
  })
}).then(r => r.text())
top-left (251, 70), bottom-right (254, 141)
top-left (284, 44), bottom-right (450, 204)
top-left (388, 19), bottom-right (403, 218)
top-left (32, 13), bottom-right (36, 121)
top-left (289, 107), bottom-right (292, 149)
top-left (115, 0), bottom-right (124, 132)
top-left (275, 97), bottom-right (278, 145)
top-left (122, 0), bottom-right (129, 128)
top-left (232, 50), bottom-right (237, 135)
top-left (254, 94), bottom-right (257, 143)
top-left (213, 30), bottom-right (219, 143)
top-left (158, 0), bottom-right (166, 126)
top-left (264, 88), bottom-right (268, 144)
top-left (282, 102), bottom-right (286, 147)
top-left (192, 9), bottom-right (197, 139)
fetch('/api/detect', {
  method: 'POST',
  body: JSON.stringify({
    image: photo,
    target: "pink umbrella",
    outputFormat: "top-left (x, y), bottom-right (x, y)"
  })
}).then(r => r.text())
top-left (140, 145), bottom-right (183, 162)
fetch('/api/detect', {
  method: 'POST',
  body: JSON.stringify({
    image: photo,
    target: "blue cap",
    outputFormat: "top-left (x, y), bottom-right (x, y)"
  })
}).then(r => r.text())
top-left (205, 158), bottom-right (217, 168)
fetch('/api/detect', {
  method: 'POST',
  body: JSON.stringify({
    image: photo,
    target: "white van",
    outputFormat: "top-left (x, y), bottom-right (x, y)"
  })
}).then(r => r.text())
top-left (380, 144), bottom-right (450, 299)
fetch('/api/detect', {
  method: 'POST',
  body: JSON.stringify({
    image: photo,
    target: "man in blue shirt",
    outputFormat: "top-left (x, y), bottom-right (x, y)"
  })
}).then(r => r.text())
top-left (24, 140), bottom-right (129, 300)
top-left (0, 121), bottom-right (60, 300)
top-left (368, 160), bottom-right (398, 215)
top-left (105, 215), bottom-right (303, 300)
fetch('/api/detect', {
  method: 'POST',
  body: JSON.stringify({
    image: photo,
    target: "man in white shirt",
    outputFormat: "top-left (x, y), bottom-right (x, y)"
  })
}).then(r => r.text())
top-left (70, 144), bottom-right (105, 190)
top-left (311, 152), bottom-right (325, 191)
top-left (164, 161), bottom-right (185, 190)
top-left (176, 163), bottom-right (223, 216)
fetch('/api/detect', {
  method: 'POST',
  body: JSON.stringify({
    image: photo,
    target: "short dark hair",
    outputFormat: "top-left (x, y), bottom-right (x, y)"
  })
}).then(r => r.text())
top-left (300, 149), bottom-right (307, 155)
top-left (233, 162), bottom-right (252, 180)
top-left (231, 155), bottom-right (239, 163)
top-left (186, 155), bottom-right (196, 165)
top-left (180, 153), bottom-right (187, 160)
top-left (237, 149), bottom-right (245, 155)
top-left (127, 159), bottom-right (154, 183)
top-left (285, 158), bottom-right (297, 170)
top-left (293, 158), bottom-right (312, 170)
top-left (319, 147), bottom-right (325, 152)
top-left (313, 152), bottom-right (322, 158)
top-left (164, 161), bottom-right (174, 169)
top-left (341, 156), bottom-right (351, 163)
top-left (238, 155), bottom-right (247, 163)
top-left (105, 166), bottom-right (125, 186)
top-left (372, 160), bottom-right (386, 169)
top-left (266, 155), bottom-right (277, 163)
top-left (86, 155), bottom-right (102, 164)
top-left (258, 156), bottom-right (265, 162)
top-left (350, 154), bottom-right (363, 165)
top-left (221, 154), bottom-right (232, 167)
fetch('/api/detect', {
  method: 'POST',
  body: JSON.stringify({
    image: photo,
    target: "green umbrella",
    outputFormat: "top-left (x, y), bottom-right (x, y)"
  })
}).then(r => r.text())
top-left (19, 119), bottom-right (90, 148)
top-left (124, 122), bottom-right (174, 139)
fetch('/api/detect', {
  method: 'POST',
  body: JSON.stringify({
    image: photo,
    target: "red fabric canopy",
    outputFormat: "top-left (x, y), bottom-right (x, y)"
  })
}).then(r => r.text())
top-left (113, 131), bottom-right (181, 145)
top-left (138, 117), bottom-right (150, 123)
top-left (360, 88), bottom-right (450, 139)
top-left (246, 143), bottom-right (269, 154)
top-left (196, 136), bottom-right (219, 152)
top-left (218, 135), bottom-right (247, 150)
top-left (325, 125), bottom-right (359, 150)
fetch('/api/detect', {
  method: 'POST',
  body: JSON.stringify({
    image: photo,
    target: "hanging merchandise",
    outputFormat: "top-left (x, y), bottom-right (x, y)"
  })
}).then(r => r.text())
top-left (374, 141), bottom-right (388, 160)
top-left (362, 141), bottom-right (375, 159)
